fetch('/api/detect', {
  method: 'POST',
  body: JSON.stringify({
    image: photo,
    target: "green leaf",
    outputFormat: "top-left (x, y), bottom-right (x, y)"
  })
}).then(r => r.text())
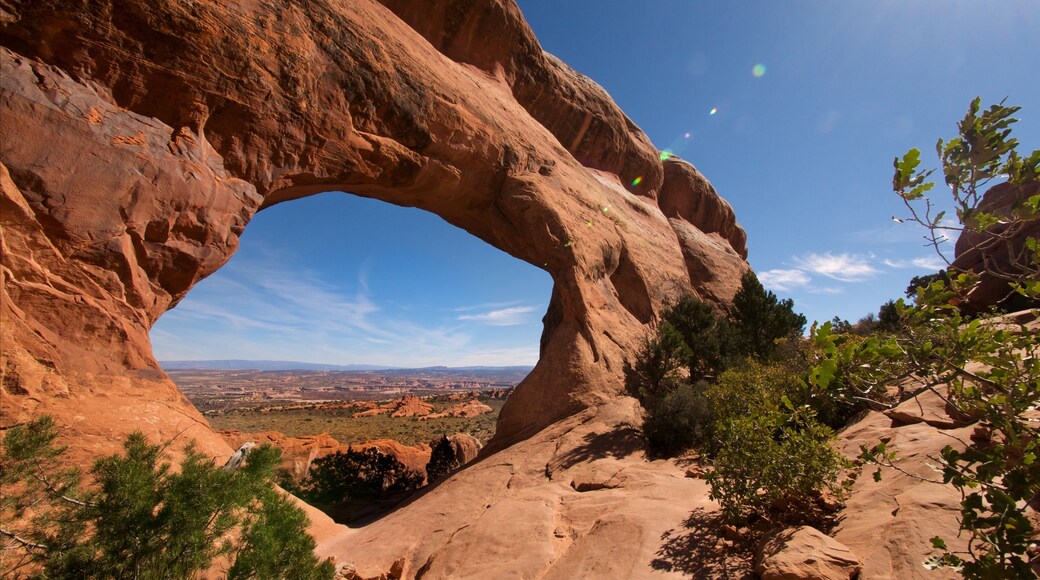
top-left (930, 536), bottom-right (948, 550)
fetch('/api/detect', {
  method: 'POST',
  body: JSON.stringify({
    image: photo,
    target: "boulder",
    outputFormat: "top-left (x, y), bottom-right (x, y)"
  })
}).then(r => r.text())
top-left (952, 181), bottom-right (1040, 313)
top-left (756, 526), bottom-right (862, 580)
top-left (447, 433), bottom-right (482, 466)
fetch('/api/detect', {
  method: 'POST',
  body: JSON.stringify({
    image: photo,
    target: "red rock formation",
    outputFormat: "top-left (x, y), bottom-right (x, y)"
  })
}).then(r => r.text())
top-left (219, 430), bottom-right (431, 480)
top-left (353, 439), bottom-right (433, 476)
top-left (220, 430), bottom-right (342, 480)
top-left (390, 394), bottom-right (434, 418)
top-left (422, 398), bottom-right (493, 420)
top-left (446, 432), bottom-right (481, 466)
top-left (0, 0), bottom-right (749, 459)
top-left (756, 526), bottom-right (862, 580)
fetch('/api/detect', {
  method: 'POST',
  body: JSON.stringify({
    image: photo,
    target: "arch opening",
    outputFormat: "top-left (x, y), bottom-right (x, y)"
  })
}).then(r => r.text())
top-left (150, 191), bottom-right (551, 519)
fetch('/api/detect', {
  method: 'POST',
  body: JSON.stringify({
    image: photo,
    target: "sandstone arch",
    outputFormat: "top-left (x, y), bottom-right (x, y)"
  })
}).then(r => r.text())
top-left (1, 0), bottom-right (748, 459)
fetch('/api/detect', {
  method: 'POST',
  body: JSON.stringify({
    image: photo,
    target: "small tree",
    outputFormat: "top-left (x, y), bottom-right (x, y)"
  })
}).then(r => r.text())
top-left (303, 447), bottom-right (423, 506)
top-left (729, 272), bottom-right (807, 360)
top-left (661, 295), bottom-right (731, 380)
top-left (633, 321), bottom-right (691, 406)
top-left (905, 271), bottom-right (950, 301)
top-left (425, 436), bottom-right (460, 483)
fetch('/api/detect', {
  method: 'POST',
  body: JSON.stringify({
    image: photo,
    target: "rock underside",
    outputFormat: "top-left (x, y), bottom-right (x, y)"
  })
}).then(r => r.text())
top-left (0, 1), bottom-right (981, 578)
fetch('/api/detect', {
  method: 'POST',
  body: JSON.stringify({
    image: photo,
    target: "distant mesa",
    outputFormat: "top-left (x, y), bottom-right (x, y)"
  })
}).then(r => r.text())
top-left (160, 360), bottom-right (398, 371)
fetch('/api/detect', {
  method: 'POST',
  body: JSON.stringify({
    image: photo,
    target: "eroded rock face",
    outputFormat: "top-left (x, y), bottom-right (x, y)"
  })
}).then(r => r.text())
top-left (0, 0), bottom-right (748, 453)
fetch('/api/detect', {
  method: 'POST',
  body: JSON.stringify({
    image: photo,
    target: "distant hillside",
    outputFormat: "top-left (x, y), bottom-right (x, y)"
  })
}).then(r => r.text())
top-left (159, 360), bottom-right (398, 371)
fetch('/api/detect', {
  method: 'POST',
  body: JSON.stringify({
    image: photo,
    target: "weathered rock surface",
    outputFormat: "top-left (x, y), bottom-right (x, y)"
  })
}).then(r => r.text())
top-left (755, 526), bottom-right (862, 580)
top-left (835, 405), bottom-right (969, 579)
top-left (320, 397), bottom-right (731, 579)
top-left (445, 432), bottom-right (481, 466)
top-left (0, 0), bottom-right (749, 461)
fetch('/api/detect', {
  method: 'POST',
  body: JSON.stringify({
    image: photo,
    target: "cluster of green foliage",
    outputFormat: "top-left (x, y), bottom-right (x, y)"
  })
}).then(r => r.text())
top-left (425, 436), bottom-right (461, 483)
top-left (635, 274), bottom-right (848, 529)
top-left (0, 416), bottom-right (334, 579)
top-left (636, 271), bottom-right (807, 405)
top-left (808, 99), bottom-right (1039, 578)
top-left (293, 446), bottom-right (423, 508)
top-left (702, 362), bottom-right (849, 526)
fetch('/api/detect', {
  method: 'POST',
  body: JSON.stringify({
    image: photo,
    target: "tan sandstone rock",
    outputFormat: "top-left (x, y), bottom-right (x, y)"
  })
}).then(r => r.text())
top-left (755, 526), bottom-right (862, 580)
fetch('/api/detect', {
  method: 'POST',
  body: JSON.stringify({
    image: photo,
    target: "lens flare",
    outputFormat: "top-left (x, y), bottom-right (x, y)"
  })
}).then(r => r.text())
top-left (752, 63), bottom-right (767, 77)
top-left (684, 132), bottom-right (691, 139)
top-left (631, 176), bottom-right (643, 186)
top-left (709, 107), bottom-right (718, 116)
top-left (659, 150), bottom-right (673, 161)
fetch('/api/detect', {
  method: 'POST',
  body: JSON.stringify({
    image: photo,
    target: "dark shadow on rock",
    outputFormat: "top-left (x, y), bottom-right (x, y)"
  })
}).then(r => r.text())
top-left (548, 427), bottom-right (645, 472)
top-left (651, 508), bottom-right (756, 579)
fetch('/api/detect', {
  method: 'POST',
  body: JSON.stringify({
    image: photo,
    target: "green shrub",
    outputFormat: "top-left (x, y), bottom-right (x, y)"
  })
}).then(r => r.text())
top-left (704, 361), bottom-right (801, 425)
top-left (643, 382), bottom-right (713, 456)
top-left (302, 446), bottom-right (423, 506)
top-left (706, 408), bottom-right (848, 526)
top-left (634, 320), bottom-right (691, 406)
top-left (0, 416), bottom-right (334, 579)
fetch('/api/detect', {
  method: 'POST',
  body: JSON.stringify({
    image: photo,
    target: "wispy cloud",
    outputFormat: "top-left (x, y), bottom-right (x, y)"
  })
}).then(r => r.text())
top-left (758, 269), bottom-right (812, 292)
top-left (793, 252), bottom-right (878, 282)
top-left (457, 306), bottom-right (538, 326)
top-left (450, 300), bottom-right (524, 313)
top-left (151, 252), bottom-right (507, 365)
top-left (806, 286), bottom-right (843, 295)
top-left (882, 256), bottom-right (946, 271)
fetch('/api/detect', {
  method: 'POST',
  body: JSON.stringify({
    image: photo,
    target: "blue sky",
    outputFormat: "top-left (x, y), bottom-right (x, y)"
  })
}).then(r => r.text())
top-left (150, 1), bottom-right (1039, 366)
